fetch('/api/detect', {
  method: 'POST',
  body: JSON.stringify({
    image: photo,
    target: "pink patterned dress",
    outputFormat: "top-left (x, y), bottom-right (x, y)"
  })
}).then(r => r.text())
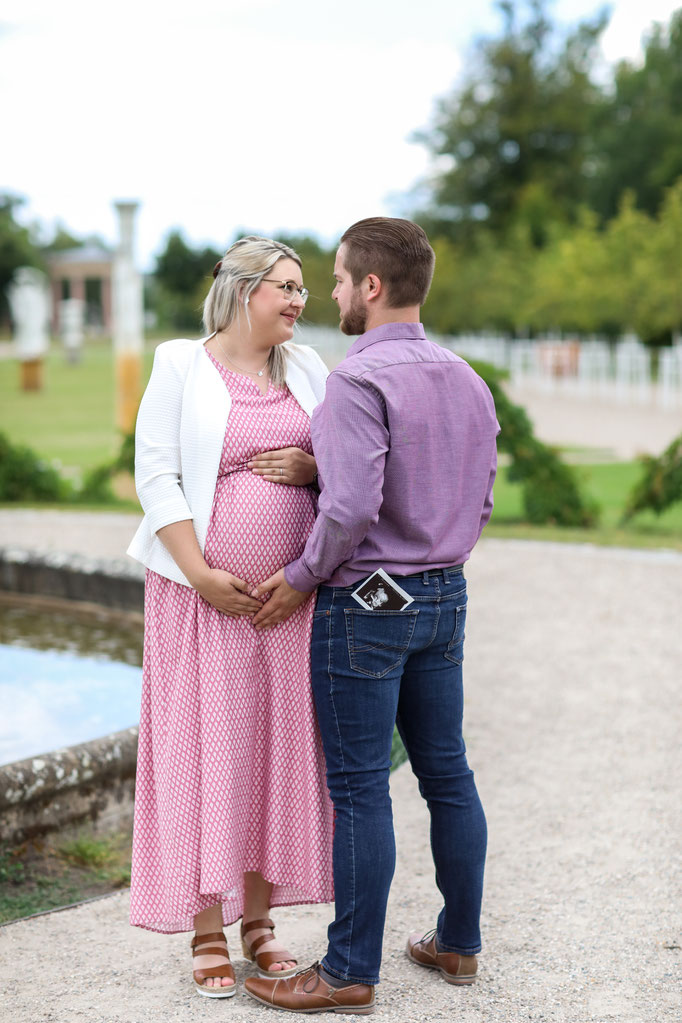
top-left (130, 353), bottom-right (334, 933)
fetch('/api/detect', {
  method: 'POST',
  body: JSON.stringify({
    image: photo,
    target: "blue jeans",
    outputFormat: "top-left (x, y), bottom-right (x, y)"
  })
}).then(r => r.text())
top-left (311, 567), bottom-right (487, 985)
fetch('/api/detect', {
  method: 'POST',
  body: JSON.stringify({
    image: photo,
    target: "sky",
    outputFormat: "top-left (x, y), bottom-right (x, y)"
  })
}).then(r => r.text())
top-left (0, 645), bottom-right (141, 763)
top-left (2, 0), bottom-right (681, 270)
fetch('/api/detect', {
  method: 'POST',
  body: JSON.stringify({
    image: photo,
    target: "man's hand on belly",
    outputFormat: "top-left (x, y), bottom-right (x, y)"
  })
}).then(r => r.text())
top-left (250, 568), bottom-right (308, 629)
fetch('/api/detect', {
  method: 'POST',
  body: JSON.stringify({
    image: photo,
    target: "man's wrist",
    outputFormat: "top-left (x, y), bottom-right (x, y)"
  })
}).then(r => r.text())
top-left (309, 455), bottom-right (319, 489)
top-left (284, 560), bottom-right (319, 594)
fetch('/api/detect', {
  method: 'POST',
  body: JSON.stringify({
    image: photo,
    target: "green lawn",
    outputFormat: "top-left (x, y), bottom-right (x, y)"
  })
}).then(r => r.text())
top-left (489, 461), bottom-right (682, 549)
top-left (0, 341), bottom-right (155, 475)
top-left (1, 340), bottom-right (680, 549)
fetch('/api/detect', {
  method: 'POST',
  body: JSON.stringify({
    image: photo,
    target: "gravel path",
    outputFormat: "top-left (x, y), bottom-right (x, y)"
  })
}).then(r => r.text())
top-left (0, 513), bottom-right (680, 1022)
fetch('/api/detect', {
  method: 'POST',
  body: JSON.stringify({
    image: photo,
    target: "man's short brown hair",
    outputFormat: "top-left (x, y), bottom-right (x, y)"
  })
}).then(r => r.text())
top-left (340, 217), bottom-right (435, 308)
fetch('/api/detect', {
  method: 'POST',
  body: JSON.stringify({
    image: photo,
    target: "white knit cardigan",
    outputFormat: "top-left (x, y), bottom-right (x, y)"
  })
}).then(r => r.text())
top-left (127, 335), bottom-right (329, 587)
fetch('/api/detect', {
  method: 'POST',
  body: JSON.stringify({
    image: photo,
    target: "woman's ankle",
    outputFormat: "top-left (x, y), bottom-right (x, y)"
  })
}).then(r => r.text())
top-left (193, 904), bottom-right (224, 935)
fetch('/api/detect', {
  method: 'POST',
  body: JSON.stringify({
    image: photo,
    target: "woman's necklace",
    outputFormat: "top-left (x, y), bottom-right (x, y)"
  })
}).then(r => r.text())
top-left (214, 333), bottom-right (270, 377)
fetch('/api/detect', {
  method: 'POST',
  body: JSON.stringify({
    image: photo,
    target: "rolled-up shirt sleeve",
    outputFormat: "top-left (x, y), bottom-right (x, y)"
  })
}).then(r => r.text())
top-left (284, 371), bottom-right (389, 592)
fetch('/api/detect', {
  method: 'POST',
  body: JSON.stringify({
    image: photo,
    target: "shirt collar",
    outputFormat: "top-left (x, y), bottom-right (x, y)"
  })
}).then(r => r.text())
top-left (347, 321), bottom-right (427, 357)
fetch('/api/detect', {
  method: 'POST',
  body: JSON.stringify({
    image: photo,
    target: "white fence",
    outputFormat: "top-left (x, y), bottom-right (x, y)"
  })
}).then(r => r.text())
top-left (440, 334), bottom-right (682, 409)
top-left (297, 325), bottom-right (682, 410)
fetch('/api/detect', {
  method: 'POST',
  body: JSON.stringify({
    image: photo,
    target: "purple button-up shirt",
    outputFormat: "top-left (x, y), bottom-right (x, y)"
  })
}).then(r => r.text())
top-left (285, 322), bottom-right (500, 592)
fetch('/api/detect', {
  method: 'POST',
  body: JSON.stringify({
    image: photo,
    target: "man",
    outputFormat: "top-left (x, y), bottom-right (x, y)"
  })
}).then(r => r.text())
top-left (247, 217), bottom-right (499, 1014)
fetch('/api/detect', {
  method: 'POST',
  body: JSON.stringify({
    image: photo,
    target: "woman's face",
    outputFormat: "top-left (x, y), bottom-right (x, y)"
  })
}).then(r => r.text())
top-left (247, 257), bottom-right (306, 345)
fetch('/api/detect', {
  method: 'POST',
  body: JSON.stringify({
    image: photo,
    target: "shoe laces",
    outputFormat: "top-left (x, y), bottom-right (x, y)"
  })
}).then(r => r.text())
top-left (300, 962), bottom-right (322, 992)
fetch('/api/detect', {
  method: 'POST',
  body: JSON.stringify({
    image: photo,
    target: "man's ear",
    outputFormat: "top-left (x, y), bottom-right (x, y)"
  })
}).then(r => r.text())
top-left (366, 273), bottom-right (382, 302)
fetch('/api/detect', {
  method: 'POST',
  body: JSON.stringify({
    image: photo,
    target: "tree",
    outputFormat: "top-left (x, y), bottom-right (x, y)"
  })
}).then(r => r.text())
top-left (424, 228), bottom-right (535, 335)
top-left (422, 237), bottom-right (472, 333)
top-left (151, 229), bottom-right (222, 332)
top-left (40, 224), bottom-right (105, 254)
top-left (589, 11), bottom-right (682, 221)
top-left (0, 194), bottom-right (43, 328)
top-left (413, 0), bottom-right (608, 245)
top-left (151, 229), bottom-right (339, 334)
top-left (520, 215), bottom-right (602, 334)
top-left (272, 233), bottom-right (338, 327)
top-left (154, 229), bottom-right (220, 296)
top-left (638, 179), bottom-right (682, 338)
top-left (599, 194), bottom-right (657, 338)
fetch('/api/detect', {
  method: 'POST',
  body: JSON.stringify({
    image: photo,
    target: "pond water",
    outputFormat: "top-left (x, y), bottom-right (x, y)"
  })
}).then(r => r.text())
top-left (0, 602), bottom-right (143, 767)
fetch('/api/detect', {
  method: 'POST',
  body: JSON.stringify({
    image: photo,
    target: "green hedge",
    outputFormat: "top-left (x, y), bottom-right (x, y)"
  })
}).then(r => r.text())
top-left (0, 430), bottom-right (134, 504)
top-left (469, 361), bottom-right (599, 527)
top-left (623, 433), bottom-right (682, 521)
top-left (0, 432), bottom-right (69, 502)
top-left (1, 377), bottom-right (598, 529)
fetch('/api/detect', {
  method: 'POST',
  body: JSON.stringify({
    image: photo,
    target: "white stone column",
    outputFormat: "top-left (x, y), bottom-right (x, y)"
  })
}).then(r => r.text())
top-left (8, 267), bottom-right (51, 391)
top-left (58, 298), bottom-right (85, 364)
top-left (112, 200), bottom-right (144, 433)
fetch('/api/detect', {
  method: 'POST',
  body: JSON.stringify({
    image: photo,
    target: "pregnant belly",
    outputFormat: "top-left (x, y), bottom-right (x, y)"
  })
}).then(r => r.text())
top-left (203, 472), bottom-right (317, 583)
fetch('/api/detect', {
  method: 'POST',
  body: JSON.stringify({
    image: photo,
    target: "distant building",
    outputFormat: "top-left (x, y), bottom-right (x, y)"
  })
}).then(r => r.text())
top-left (47, 245), bottom-right (113, 334)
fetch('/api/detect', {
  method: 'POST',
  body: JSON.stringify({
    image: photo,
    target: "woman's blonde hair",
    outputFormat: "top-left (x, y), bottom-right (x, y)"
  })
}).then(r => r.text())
top-left (203, 235), bottom-right (302, 386)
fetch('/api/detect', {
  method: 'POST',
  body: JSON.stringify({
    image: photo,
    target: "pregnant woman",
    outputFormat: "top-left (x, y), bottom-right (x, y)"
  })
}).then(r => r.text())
top-left (126, 236), bottom-right (333, 997)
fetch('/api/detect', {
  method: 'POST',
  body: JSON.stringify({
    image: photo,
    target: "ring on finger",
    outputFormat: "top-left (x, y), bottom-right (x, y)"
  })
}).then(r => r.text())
top-left (279, 467), bottom-right (283, 476)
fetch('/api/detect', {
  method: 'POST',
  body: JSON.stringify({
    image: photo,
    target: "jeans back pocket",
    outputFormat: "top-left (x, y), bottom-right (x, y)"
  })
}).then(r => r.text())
top-left (344, 608), bottom-right (419, 679)
top-left (444, 603), bottom-right (467, 664)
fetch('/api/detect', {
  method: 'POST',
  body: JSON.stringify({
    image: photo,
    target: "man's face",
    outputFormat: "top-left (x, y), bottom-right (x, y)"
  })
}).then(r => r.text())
top-left (332, 244), bottom-right (368, 336)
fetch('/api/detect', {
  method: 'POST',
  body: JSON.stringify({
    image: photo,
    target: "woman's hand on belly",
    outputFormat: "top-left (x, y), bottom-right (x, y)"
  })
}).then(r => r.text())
top-left (194, 567), bottom-right (263, 618)
top-left (247, 446), bottom-right (316, 486)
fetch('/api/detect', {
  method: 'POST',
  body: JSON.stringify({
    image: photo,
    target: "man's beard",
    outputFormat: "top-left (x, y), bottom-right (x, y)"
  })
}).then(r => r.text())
top-left (340, 289), bottom-right (368, 336)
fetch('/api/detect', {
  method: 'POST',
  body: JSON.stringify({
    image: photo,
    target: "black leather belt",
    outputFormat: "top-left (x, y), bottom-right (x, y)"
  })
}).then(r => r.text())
top-left (399, 565), bottom-right (464, 580)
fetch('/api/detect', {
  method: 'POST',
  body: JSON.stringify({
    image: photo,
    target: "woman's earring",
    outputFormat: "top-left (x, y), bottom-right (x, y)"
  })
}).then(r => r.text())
top-left (245, 296), bottom-right (250, 306)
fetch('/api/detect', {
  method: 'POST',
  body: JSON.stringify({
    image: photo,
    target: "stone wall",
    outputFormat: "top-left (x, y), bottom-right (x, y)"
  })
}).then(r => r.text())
top-left (0, 547), bottom-right (144, 843)
top-left (0, 546), bottom-right (144, 610)
top-left (0, 728), bottom-right (138, 844)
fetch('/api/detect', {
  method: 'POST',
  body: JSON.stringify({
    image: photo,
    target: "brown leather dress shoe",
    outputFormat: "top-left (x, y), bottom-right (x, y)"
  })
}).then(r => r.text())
top-left (244, 962), bottom-right (376, 1014)
top-left (406, 929), bottom-right (478, 985)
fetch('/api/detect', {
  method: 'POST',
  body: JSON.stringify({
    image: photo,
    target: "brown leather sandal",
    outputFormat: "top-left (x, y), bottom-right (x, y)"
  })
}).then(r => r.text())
top-left (240, 916), bottom-right (298, 979)
top-left (191, 931), bottom-right (236, 998)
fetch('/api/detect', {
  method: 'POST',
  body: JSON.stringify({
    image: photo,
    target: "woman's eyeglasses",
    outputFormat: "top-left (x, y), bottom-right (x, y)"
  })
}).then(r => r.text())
top-left (262, 279), bottom-right (309, 303)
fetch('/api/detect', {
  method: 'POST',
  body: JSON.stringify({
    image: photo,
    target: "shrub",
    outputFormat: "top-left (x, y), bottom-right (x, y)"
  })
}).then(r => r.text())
top-left (74, 430), bottom-right (135, 504)
top-left (0, 430), bottom-right (135, 505)
top-left (76, 463), bottom-right (116, 503)
top-left (0, 431), bottom-right (70, 502)
top-left (112, 431), bottom-right (135, 475)
top-left (469, 361), bottom-right (599, 527)
top-left (58, 837), bottom-right (112, 868)
top-left (622, 432), bottom-right (682, 520)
